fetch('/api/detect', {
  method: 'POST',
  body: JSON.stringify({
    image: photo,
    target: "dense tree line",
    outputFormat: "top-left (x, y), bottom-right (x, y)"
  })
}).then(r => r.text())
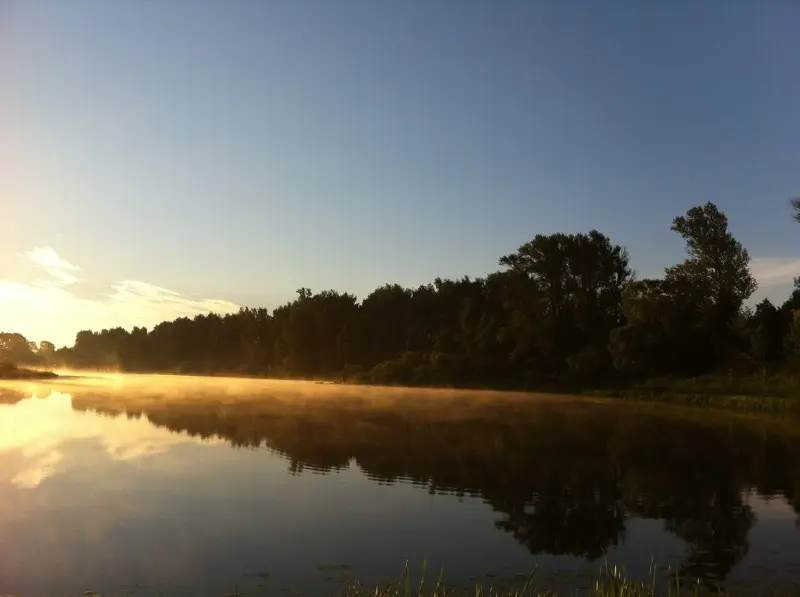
top-left (0, 333), bottom-right (54, 367)
top-left (12, 201), bottom-right (800, 386)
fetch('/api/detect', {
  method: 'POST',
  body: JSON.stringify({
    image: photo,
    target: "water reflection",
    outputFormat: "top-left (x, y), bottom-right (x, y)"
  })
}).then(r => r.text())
top-left (0, 389), bottom-right (218, 488)
top-left (2, 378), bottom-right (800, 595)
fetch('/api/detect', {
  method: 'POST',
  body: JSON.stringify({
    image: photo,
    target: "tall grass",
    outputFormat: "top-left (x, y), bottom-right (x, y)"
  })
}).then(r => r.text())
top-left (339, 561), bottom-right (796, 597)
top-left (45, 561), bottom-right (800, 597)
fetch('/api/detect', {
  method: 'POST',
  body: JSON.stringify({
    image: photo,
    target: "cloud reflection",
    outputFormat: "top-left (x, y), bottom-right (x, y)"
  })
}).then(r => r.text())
top-left (0, 391), bottom-right (219, 488)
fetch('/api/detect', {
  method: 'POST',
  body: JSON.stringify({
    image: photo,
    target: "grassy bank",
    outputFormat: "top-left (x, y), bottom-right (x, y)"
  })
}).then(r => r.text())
top-left (337, 372), bottom-right (800, 413)
top-left (586, 388), bottom-right (799, 412)
top-left (0, 361), bottom-right (58, 380)
top-left (581, 374), bottom-right (800, 413)
top-left (24, 360), bottom-right (800, 413)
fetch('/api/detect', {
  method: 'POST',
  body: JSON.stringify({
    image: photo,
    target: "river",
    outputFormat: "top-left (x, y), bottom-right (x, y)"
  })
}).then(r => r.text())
top-left (1, 375), bottom-right (799, 596)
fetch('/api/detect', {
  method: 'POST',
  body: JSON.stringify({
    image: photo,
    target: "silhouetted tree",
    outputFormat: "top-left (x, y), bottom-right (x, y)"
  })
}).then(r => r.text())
top-left (49, 202), bottom-right (800, 386)
top-left (791, 197), bottom-right (800, 223)
top-left (499, 230), bottom-right (632, 378)
top-left (666, 202), bottom-right (757, 362)
top-left (0, 332), bottom-right (42, 365)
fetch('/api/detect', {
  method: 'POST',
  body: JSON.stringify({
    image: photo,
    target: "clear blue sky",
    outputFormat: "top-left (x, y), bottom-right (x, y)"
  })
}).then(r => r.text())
top-left (2, 0), bottom-right (800, 344)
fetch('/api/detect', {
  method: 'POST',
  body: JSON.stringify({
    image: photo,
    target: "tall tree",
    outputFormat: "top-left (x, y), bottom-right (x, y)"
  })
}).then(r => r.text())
top-left (791, 197), bottom-right (800, 223)
top-left (499, 230), bottom-right (632, 376)
top-left (0, 332), bottom-right (41, 365)
top-left (667, 202), bottom-right (756, 316)
top-left (665, 202), bottom-right (756, 362)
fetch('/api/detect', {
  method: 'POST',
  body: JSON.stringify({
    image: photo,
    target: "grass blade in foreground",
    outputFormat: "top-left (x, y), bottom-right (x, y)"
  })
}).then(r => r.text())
top-left (340, 563), bottom-right (799, 597)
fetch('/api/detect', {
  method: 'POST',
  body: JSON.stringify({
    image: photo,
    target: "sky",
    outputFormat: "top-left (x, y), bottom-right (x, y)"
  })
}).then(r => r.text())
top-left (2, 0), bottom-right (799, 346)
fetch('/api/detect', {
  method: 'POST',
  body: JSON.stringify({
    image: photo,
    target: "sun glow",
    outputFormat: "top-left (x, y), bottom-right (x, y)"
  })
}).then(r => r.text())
top-left (0, 246), bottom-right (239, 347)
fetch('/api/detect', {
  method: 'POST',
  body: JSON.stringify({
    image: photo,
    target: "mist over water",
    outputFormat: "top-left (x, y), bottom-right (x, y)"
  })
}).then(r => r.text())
top-left (2, 375), bottom-right (800, 597)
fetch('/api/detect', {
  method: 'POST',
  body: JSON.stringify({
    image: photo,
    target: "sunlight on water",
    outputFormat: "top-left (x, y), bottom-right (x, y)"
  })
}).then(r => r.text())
top-left (1, 376), bottom-right (800, 597)
top-left (0, 391), bottom-right (219, 488)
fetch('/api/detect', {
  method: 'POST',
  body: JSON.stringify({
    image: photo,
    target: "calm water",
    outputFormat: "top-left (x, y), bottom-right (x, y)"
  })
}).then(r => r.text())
top-left (2, 375), bottom-right (800, 597)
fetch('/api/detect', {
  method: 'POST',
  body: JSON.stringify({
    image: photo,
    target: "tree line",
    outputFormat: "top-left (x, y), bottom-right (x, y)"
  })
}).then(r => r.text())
top-left (8, 201), bottom-right (800, 386)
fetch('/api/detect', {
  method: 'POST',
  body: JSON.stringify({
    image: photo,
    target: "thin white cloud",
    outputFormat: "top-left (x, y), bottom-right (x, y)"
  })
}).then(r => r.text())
top-left (25, 246), bottom-right (80, 273)
top-left (750, 258), bottom-right (800, 287)
top-left (0, 247), bottom-right (240, 346)
top-left (24, 246), bottom-right (81, 287)
top-left (109, 280), bottom-right (239, 316)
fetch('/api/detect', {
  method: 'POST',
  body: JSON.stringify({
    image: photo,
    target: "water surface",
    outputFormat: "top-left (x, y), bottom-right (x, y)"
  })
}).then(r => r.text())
top-left (2, 375), bottom-right (800, 596)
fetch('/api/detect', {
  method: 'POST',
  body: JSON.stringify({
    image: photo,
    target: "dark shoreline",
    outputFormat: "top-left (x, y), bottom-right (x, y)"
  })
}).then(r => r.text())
top-left (0, 364), bottom-right (59, 380)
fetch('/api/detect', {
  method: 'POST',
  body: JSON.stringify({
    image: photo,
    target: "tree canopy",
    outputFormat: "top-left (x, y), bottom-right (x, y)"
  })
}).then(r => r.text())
top-left (12, 201), bottom-right (800, 386)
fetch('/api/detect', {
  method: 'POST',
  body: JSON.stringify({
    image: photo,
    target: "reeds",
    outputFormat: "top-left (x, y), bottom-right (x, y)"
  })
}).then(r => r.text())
top-left (340, 560), bottom-right (795, 597)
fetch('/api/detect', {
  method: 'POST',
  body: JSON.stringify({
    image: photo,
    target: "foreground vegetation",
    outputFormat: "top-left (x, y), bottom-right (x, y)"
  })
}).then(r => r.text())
top-left (338, 563), bottom-right (798, 597)
top-left (97, 561), bottom-right (798, 597)
top-left (18, 564), bottom-right (799, 597)
top-left (5, 201), bottom-right (800, 402)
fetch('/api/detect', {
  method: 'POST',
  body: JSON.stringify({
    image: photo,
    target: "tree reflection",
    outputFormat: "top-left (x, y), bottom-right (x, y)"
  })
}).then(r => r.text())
top-left (63, 390), bottom-right (800, 584)
top-left (493, 476), bottom-right (627, 561)
top-left (666, 490), bottom-right (755, 589)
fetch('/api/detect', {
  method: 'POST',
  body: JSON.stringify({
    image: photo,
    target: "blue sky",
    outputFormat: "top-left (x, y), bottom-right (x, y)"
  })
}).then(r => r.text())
top-left (2, 0), bottom-right (799, 345)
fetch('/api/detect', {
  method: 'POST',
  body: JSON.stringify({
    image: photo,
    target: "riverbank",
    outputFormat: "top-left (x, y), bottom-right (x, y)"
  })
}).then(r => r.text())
top-left (25, 361), bottom-right (800, 413)
top-left (584, 387), bottom-right (799, 412)
top-left (0, 362), bottom-right (58, 380)
top-left (330, 369), bottom-right (800, 413)
top-left (579, 374), bottom-right (800, 413)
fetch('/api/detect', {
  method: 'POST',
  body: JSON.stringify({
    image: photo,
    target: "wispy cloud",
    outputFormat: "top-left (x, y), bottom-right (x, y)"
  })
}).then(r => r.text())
top-left (750, 257), bottom-right (800, 287)
top-left (109, 280), bottom-right (241, 319)
top-left (24, 246), bottom-right (81, 287)
top-left (0, 247), bottom-right (239, 346)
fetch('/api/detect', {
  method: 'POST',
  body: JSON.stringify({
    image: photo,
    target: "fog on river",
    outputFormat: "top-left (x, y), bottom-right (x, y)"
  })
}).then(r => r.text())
top-left (2, 374), bottom-right (800, 597)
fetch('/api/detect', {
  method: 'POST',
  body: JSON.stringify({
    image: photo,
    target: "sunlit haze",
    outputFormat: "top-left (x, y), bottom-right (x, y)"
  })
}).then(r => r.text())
top-left (3, 1), bottom-right (799, 344)
top-left (0, 247), bottom-right (239, 346)
top-left (0, 390), bottom-right (219, 488)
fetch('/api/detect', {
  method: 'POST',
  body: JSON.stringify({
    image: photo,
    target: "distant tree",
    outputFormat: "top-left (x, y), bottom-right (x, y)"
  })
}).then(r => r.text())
top-left (47, 200), bottom-right (800, 387)
top-left (500, 230), bottom-right (632, 376)
top-left (38, 340), bottom-right (56, 355)
top-left (748, 299), bottom-right (785, 366)
top-left (667, 202), bottom-right (756, 316)
top-left (0, 332), bottom-right (41, 365)
top-left (37, 340), bottom-right (57, 366)
top-left (360, 284), bottom-right (415, 366)
top-left (665, 202), bottom-right (756, 364)
top-left (609, 277), bottom-right (712, 376)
